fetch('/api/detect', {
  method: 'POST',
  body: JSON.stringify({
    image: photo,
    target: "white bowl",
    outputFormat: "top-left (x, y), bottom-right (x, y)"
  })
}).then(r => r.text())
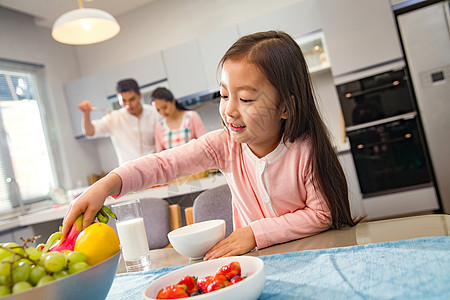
top-left (143, 256), bottom-right (265, 300)
top-left (168, 219), bottom-right (226, 260)
top-left (2, 251), bottom-right (120, 300)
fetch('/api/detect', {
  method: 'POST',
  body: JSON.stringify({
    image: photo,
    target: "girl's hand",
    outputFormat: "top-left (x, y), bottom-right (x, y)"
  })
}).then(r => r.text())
top-left (62, 173), bottom-right (122, 236)
top-left (203, 226), bottom-right (256, 260)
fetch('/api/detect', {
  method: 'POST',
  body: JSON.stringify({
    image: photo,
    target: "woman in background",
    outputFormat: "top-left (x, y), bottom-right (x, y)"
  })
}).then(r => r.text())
top-left (151, 87), bottom-right (207, 152)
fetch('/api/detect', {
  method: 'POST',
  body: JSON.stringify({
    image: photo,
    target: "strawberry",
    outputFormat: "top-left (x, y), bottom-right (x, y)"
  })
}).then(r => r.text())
top-left (156, 284), bottom-right (189, 299)
top-left (197, 275), bottom-right (214, 293)
top-left (216, 261), bottom-right (241, 280)
top-left (230, 276), bottom-right (244, 284)
top-left (177, 275), bottom-right (198, 295)
top-left (205, 274), bottom-right (230, 293)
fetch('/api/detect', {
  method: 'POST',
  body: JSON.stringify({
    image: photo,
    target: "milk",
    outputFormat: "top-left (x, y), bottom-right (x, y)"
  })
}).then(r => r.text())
top-left (116, 217), bottom-right (149, 261)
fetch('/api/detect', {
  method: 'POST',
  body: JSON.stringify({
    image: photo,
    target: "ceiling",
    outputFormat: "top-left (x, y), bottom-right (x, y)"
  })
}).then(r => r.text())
top-left (0, 0), bottom-right (158, 29)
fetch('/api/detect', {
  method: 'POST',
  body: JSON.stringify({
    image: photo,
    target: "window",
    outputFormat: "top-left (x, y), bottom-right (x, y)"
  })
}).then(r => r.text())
top-left (0, 59), bottom-right (60, 216)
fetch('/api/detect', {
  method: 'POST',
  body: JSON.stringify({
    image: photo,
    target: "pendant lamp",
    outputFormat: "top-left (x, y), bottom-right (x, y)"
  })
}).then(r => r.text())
top-left (52, 0), bottom-right (120, 45)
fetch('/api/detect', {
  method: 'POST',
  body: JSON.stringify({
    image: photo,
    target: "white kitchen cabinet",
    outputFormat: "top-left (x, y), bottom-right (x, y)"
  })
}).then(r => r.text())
top-left (64, 73), bottom-right (107, 138)
top-left (198, 26), bottom-right (240, 89)
top-left (101, 52), bottom-right (167, 96)
top-left (162, 39), bottom-right (208, 98)
top-left (295, 31), bottom-right (331, 74)
top-left (238, 0), bottom-right (322, 38)
top-left (316, 0), bottom-right (403, 78)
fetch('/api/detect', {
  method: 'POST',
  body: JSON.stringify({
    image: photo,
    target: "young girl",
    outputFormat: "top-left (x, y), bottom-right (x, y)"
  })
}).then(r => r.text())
top-left (151, 87), bottom-right (207, 152)
top-left (63, 31), bottom-right (357, 260)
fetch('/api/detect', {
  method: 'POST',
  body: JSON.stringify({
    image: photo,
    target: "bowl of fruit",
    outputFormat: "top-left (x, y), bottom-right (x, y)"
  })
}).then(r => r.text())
top-left (143, 256), bottom-right (265, 300)
top-left (168, 220), bottom-right (226, 261)
top-left (0, 206), bottom-right (121, 299)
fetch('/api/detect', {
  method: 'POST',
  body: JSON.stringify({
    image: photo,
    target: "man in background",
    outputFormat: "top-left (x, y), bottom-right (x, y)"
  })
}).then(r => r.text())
top-left (78, 78), bottom-right (159, 165)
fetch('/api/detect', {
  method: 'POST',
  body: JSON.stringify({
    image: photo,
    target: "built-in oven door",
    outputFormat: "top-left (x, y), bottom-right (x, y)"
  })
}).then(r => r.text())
top-left (347, 114), bottom-right (432, 197)
top-left (337, 67), bottom-right (416, 128)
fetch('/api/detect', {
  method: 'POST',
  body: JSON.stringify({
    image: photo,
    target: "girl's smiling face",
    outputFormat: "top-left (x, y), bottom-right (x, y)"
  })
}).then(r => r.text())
top-left (219, 59), bottom-right (288, 158)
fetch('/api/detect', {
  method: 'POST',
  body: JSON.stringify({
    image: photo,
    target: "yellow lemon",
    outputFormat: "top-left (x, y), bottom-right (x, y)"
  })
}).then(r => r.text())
top-left (74, 222), bottom-right (120, 266)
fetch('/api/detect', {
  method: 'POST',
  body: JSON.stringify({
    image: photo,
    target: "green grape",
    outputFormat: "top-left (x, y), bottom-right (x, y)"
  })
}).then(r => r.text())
top-left (16, 258), bottom-right (33, 266)
top-left (68, 262), bottom-right (90, 274)
top-left (0, 261), bottom-right (11, 276)
top-left (61, 250), bottom-right (72, 256)
top-left (0, 248), bottom-right (13, 261)
top-left (44, 252), bottom-right (66, 273)
top-left (53, 270), bottom-right (68, 279)
top-left (2, 243), bottom-right (25, 256)
top-left (1, 255), bottom-right (15, 264)
top-left (66, 251), bottom-right (87, 266)
top-left (0, 285), bottom-right (11, 296)
top-left (12, 261), bottom-right (31, 283)
top-left (0, 275), bottom-right (11, 286)
top-left (38, 252), bottom-right (52, 265)
top-left (37, 275), bottom-right (55, 286)
top-left (29, 265), bottom-right (47, 286)
top-left (25, 247), bottom-right (41, 261)
top-left (12, 281), bottom-right (33, 293)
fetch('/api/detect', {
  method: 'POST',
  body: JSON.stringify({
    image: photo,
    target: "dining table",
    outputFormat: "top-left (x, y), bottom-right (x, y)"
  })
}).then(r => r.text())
top-left (106, 214), bottom-right (450, 299)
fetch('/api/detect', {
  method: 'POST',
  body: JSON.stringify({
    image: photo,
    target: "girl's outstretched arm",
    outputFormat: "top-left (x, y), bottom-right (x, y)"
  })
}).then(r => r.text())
top-left (203, 226), bottom-right (256, 260)
top-left (62, 172), bottom-right (122, 236)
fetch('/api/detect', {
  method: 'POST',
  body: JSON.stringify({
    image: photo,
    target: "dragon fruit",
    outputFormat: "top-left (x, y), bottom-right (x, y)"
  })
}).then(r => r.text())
top-left (49, 214), bottom-right (84, 252)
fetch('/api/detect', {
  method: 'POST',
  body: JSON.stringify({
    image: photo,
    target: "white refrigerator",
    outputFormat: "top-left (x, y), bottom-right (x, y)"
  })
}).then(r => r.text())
top-left (397, 0), bottom-right (450, 213)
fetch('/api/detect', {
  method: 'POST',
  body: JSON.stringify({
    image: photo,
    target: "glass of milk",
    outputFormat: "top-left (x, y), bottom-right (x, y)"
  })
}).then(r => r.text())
top-left (112, 199), bottom-right (151, 272)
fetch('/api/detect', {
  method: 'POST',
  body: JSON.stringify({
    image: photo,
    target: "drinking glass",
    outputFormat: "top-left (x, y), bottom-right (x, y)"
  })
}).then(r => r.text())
top-left (111, 199), bottom-right (151, 272)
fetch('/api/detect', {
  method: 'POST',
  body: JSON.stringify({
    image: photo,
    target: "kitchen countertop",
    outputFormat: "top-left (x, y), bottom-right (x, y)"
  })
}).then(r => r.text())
top-left (104, 172), bottom-right (227, 205)
top-left (0, 173), bottom-right (227, 232)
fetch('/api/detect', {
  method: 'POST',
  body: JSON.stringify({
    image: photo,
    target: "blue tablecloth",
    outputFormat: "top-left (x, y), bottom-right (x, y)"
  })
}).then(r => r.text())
top-left (106, 236), bottom-right (450, 299)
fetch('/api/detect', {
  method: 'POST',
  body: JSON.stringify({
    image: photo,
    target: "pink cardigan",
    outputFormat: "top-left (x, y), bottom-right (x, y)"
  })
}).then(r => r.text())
top-left (113, 129), bottom-right (332, 249)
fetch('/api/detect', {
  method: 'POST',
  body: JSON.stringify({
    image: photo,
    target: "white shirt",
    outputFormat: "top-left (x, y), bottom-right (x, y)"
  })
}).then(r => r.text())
top-left (89, 104), bottom-right (159, 165)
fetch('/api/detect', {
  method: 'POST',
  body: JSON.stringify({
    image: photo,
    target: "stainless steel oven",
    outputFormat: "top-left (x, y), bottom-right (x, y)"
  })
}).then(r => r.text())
top-left (338, 67), bottom-right (415, 128)
top-left (346, 114), bottom-right (431, 197)
top-left (337, 67), bottom-right (436, 199)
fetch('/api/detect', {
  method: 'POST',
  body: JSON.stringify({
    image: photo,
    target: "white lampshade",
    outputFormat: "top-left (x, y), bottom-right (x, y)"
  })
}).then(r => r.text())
top-left (52, 8), bottom-right (120, 45)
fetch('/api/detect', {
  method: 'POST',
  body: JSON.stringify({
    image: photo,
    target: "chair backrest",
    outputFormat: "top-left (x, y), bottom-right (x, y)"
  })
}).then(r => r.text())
top-left (107, 198), bottom-right (177, 250)
top-left (193, 184), bottom-right (233, 238)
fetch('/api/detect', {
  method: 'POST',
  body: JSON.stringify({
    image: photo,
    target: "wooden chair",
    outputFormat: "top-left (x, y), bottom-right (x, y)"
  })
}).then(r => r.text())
top-left (169, 204), bottom-right (182, 231)
top-left (185, 185), bottom-right (233, 238)
top-left (185, 207), bottom-right (194, 226)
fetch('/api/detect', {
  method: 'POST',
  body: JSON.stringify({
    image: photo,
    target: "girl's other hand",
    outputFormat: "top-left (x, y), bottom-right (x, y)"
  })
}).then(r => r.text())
top-left (203, 226), bottom-right (256, 260)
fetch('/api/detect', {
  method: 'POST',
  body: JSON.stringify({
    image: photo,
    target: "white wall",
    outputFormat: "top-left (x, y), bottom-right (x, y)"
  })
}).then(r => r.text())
top-left (0, 7), bottom-right (101, 190)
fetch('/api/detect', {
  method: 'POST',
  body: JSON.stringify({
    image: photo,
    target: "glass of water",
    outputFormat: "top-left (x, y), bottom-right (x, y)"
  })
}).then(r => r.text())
top-left (111, 199), bottom-right (151, 272)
